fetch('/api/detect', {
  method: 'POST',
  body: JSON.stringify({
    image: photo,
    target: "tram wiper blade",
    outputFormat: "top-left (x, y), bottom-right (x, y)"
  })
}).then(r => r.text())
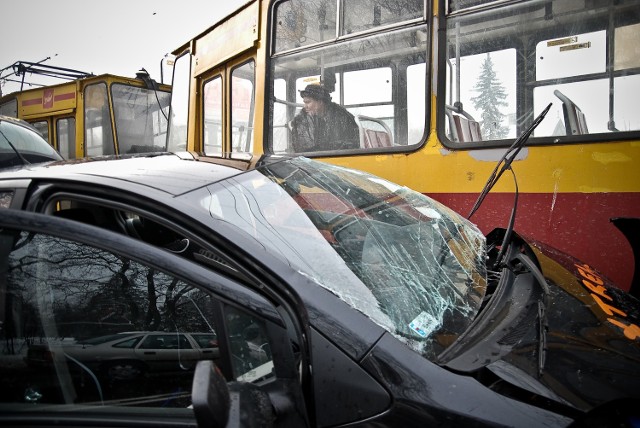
top-left (468, 103), bottom-right (552, 268)
top-left (467, 103), bottom-right (552, 220)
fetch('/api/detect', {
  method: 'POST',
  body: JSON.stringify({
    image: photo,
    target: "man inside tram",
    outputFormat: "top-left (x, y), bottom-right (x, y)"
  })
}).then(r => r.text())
top-left (290, 83), bottom-right (360, 152)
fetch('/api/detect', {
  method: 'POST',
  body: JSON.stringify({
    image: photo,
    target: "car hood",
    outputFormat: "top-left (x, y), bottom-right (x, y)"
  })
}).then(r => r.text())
top-left (440, 235), bottom-right (640, 412)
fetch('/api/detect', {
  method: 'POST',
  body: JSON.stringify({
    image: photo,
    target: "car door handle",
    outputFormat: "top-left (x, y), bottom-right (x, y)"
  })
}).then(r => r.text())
top-left (144, 351), bottom-right (157, 355)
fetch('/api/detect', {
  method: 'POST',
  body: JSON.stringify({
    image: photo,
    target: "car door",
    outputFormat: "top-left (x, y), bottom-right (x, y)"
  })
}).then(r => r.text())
top-left (0, 209), bottom-right (309, 427)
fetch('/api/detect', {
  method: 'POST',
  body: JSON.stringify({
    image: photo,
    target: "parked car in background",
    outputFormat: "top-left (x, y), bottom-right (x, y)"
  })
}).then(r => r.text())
top-left (26, 332), bottom-right (220, 381)
top-left (0, 153), bottom-right (638, 427)
top-left (0, 115), bottom-right (62, 169)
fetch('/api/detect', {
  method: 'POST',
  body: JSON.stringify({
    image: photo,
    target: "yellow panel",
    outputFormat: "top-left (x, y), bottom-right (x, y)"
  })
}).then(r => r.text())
top-left (23, 108), bottom-right (74, 120)
top-left (19, 83), bottom-right (77, 117)
top-left (194, 1), bottom-right (259, 77)
top-left (321, 137), bottom-right (640, 195)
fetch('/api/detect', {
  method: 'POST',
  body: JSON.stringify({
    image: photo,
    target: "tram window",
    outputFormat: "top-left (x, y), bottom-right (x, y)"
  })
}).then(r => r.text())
top-left (612, 23), bottom-right (640, 132)
top-left (56, 118), bottom-right (76, 159)
top-left (203, 76), bottom-right (223, 155)
top-left (449, 0), bottom-right (495, 13)
top-left (615, 23), bottom-right (640, 71)
top-left (274, 0), bottom-right (337, 52)
top-left (343, 0), bottom-right (423, 34)
top-left (112, 85), bottom-right (170, 155)
top-left (31, 121), bottom-right (50, 144)
top-left (442, 0), bottom-right (640, 146)
top-left (536, 31), bottom-right (606, 81)
top-left (231, 61), bottom-right (256, 153)
top-left (0, 99), bottom-right (17, 117)
top-left (407, 63), bottom-right (426, 144)
top-left (270, 25), bottom-right (428, 154)
top-left (272, 79), bottom-right (289, 153)
top-left (167, 52), bottom-right (191, 152)
top-left (84, 83), bottom-right (115, 157)
top-left (344, 68), bottom-right (391, 105)
top-left (614, 75), bottom-right (640, 132)
top-left (445, 49), bottom-right (516, 141)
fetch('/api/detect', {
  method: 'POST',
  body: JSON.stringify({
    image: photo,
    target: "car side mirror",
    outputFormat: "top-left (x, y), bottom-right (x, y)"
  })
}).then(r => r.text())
top-left (192, 360), bottom-right (230, 428)
top-left (192, 360), bottom-right (276, 428)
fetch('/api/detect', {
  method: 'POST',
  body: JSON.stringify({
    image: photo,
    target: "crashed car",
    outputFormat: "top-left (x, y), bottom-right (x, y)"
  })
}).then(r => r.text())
top-left (0, 153), bottom-right (638, 427)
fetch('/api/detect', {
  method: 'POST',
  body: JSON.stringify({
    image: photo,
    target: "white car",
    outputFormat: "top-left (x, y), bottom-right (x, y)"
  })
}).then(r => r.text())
top-left (27, 332), bottom-right (220, 381)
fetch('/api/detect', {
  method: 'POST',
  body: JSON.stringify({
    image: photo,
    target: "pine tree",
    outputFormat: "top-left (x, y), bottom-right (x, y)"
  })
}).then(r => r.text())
top-left (471, 54), bottom-right (509, 139)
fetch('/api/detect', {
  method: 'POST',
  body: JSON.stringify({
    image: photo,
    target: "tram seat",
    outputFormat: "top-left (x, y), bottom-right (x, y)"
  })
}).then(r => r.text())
top-left (554, 90), bottom-right (589, 135)
top-left (356, 115), bottom-right (393, 148)
top-left (446, 105), bottom-right (482, 142)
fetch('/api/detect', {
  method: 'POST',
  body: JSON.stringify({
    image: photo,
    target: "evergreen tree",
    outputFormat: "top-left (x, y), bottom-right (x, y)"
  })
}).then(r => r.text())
top-left (471, 54), bottom-right (509, 139)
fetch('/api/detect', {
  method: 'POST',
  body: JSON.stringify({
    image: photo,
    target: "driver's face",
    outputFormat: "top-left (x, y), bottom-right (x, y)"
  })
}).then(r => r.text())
top-left (303, 97), bottom-right (324, 116)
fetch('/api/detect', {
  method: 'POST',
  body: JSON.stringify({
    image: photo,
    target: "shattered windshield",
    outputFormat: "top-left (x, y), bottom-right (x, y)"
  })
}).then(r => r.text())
top-left (188, 157), bottom-right (487, 358)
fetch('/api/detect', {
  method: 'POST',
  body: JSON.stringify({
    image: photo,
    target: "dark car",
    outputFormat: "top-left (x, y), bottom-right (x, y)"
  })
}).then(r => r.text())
top-left (0, 115), bottom-right (63, 169)
top-left (0, 153), bottom-right (638, 427)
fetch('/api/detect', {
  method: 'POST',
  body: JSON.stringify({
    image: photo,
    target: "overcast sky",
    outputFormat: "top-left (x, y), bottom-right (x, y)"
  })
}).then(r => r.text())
top-left (0, 0), bottom-right (248, 96)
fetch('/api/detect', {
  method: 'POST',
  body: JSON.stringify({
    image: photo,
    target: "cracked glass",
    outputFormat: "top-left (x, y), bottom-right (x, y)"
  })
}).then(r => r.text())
top-left (188, 157), bottom-right (487, 359)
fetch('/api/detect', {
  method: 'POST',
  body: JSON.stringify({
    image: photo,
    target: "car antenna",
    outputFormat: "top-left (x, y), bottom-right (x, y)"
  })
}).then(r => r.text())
top-left (467, 103), bottom-right (552, 267)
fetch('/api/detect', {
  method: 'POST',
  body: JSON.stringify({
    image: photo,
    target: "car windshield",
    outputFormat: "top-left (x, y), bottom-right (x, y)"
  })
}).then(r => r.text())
top-left (0, 119), bottom-right (62, 169)
top-left (186, 157), bottom-right (487, 358)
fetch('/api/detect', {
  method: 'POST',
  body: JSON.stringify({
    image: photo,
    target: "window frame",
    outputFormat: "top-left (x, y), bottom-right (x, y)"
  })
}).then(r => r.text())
top-left (0, 208), bottom-right (302, 425)
top-left (266, 1), bottom-right (432, 156)
top-left (437, 0), bottom-right (640, 149)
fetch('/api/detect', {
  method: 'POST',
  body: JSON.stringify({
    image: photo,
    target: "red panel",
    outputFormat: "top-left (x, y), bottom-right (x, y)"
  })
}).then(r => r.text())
top-left (54, 92), bottom-right (75, 101)
top-left (430, 192), bottom-right (640, 292)
top-left (21, 98), bottom-right (42, 107)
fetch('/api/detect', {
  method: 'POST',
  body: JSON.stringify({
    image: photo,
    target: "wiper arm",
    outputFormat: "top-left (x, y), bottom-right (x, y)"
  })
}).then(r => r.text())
top-left (467, 103), bottom-right (552, 220)
top-left (0, 128), bottom-right (31, 166)
top-left (468, 103), bottom-right (552, 268)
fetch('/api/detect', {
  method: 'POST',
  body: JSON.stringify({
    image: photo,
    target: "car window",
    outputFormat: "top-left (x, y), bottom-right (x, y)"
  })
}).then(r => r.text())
top-left (0, 225), bottom-right (276, 412)
top-left (140, 334), bottom-right (193, 350)
top-left (225, 306), bottom-right (273, 381)
top-left (192, 333), bottom-right (218, 349)
top-left (44, 200), bottom-right (244, 281)
top-left (113, 337), bottom-right (142, 348)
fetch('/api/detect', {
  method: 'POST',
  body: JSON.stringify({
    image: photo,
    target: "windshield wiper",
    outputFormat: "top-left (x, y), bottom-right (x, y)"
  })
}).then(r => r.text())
top-left (513, 251), bottom-right (550, 377)
top-left (468, 103), bottom-right (552, 268)
top-left (0, 128), bottom-right (31, 166)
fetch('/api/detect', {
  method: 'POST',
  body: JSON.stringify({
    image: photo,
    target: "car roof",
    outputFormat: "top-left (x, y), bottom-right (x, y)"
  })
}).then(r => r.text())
top-left (0, 152), bottom-right (264, 196)
top-left (0, 115), bottom-right (42, 133)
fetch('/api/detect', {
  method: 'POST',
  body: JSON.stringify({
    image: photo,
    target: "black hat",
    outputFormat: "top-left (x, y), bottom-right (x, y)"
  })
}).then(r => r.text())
top-left (299, 84), bottom-right (331, 101)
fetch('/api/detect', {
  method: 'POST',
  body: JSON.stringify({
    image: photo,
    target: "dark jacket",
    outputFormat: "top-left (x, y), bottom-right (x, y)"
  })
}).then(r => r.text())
top-left (291, 103), bottom-right (360, 152)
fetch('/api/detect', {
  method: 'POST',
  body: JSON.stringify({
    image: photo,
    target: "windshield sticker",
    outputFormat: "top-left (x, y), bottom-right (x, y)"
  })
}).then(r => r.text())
top-left (409, 312), bottom-right (440, 338)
